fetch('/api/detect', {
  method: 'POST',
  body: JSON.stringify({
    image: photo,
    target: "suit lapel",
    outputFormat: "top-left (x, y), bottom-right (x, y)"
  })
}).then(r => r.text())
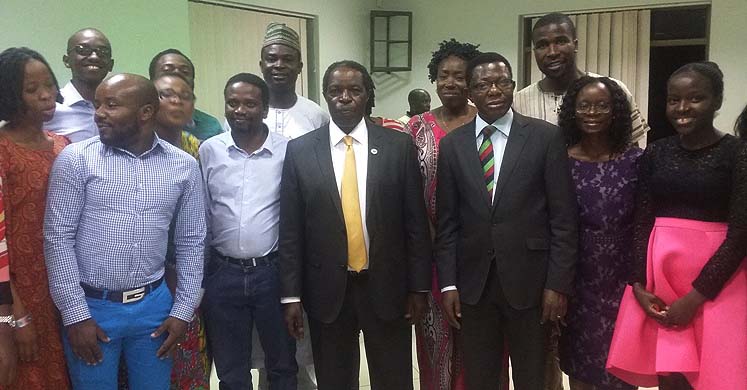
top-left (456, 120), bottom-right (492, 209)
top-left (491, 113), bottom-right (529, 213)
top-left (313, 126), bottom-right (344, 223)
top-left (365, 122), bottom-right (383, 221)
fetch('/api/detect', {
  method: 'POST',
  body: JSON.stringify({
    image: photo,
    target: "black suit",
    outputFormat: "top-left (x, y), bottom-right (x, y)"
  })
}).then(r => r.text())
top-left (279, 121), bottom-right (431, 389)
top-left (435, 112), bottom-right (578, 389)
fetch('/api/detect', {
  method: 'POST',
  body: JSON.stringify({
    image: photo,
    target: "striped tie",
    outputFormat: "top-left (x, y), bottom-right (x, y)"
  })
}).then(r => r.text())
top-left (480, 125), bottom-right (496, 201)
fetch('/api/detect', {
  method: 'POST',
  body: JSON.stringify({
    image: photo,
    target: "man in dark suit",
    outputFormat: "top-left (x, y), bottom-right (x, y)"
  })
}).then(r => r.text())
top-left (436, 52), bottom-right (578, 390)
top-left (279, 60), bottom-right (431, 390)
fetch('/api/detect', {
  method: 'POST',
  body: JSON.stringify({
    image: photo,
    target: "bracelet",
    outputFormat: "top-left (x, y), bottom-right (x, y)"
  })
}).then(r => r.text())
top-left (14, 314), bottom-right (31, 328)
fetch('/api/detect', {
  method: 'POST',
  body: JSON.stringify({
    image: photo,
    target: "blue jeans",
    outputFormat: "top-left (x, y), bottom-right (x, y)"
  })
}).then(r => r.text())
top-left (203, 256), bottom-right (297, 390)
top-left (63, 282), bottom-right (173, 390)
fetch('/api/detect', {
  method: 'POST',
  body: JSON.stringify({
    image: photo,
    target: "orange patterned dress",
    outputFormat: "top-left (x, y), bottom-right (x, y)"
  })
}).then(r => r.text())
top-left (0, 132), bottom-right (70, 389)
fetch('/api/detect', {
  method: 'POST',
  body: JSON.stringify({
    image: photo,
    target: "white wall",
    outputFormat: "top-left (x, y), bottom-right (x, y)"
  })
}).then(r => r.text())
top-left (373, 0), bottom-right (747, 132)
top-left (0, 0), bottom-right (191, 86)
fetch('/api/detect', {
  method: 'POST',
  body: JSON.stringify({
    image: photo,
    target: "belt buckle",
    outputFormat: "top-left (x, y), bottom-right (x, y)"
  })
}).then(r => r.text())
top-left (122, 287), bottom-right (146, 303)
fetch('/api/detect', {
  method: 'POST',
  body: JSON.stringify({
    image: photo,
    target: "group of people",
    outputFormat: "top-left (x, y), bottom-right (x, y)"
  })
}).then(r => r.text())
top-left (0, 10), bottom-right (744, 390)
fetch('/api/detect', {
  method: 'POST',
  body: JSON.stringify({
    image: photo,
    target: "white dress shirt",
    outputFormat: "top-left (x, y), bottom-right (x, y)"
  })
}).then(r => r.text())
top-left (280, 118), bottom-right (372, 305)
top-left (441, 109), bottom-right (514, 293)
top-left (44, 81), bottom-right (99, 143)
top-left (330, 118), bottom-right (371, 268)
top-left (199, 129), bottom-right (288, 259)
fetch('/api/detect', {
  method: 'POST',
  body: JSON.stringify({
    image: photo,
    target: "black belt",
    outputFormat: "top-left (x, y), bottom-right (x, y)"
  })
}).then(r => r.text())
top-left (213, 250), bottom-right (278, 268)
top-left (81, 278), bottom-right (163, 304)
top-left (347, 269), bottom-right (369, 277)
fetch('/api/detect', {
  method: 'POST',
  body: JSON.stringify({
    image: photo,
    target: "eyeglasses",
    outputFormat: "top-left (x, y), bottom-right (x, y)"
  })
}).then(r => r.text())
top-left (471, 79), bottom-right (514, 93)
top-left (158, 89), bottom-right (195, 103)
top-left (68, 44), bottom-right (112, 59)
top-left (575, 102), bottom-right (611, 114)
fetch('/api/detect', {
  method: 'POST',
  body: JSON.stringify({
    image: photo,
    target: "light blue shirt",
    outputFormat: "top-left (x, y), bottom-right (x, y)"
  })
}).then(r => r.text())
top-left (475, 109), bottom-right (513, 203)
top-left (199, 129), bottom-right (289, 259)
top-left (44, 82), bottom-right (99, 143)
top-left (44, 135), bottom-right (206, 325)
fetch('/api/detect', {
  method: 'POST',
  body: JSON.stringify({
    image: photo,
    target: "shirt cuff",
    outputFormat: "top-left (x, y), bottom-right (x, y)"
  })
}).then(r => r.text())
top-left (281, 297), bottom-right (301, 304)
top-left (61, 303), bottom-right (92, 327)
top-left (440, 285), bottom-right (457, 293)
top-left (169, 302), bottom-right (195, 323)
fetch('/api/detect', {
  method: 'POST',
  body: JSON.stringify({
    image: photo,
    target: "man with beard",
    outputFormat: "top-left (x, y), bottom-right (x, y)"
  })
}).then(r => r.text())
top-left (45, 28), bottom-right (114, 142)
top-left (44, 74), bottom-right (206, 390)
top-left (199, 73), bottom-right (298, 390)
top-left (251, 22), bottom-right (330, 390)
top-left (513, 12), bottom-right (649, 146)
top-left (259, 23), bottom-right (329, 139)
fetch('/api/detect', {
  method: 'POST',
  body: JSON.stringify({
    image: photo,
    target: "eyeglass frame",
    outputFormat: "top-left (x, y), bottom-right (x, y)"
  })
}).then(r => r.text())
top-left (575, 102), bottom-right (612, 114)
top-left (470, 78), bottom-right (515, 94)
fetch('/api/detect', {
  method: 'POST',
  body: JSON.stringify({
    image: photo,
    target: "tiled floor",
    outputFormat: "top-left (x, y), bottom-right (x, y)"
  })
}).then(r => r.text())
top-left (210, 330), bottom-right (657, 389)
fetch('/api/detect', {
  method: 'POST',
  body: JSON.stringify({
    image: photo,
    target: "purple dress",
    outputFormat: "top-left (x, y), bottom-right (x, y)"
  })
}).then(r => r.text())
top-left (558, 147), bottom-right (642, 389)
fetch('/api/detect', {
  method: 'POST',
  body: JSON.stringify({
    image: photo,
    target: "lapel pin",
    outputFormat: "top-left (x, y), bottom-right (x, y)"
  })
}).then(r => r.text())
top-left (370, 148), bottom-right (378, 155)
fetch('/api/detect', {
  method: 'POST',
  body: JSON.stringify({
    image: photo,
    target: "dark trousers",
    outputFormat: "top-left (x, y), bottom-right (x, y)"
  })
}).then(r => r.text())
top-left (461, 265), bottom-right (546, 390)
top-left (203, 256), bottom-right (298, 390)
top-left (308, 272), bottom-right (413, 390)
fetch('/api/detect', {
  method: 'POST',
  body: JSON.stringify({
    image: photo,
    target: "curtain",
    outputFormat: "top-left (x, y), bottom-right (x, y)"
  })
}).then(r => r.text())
top-left (530, 10), bottom-right (651, 119)
top-left (188, 2), bottom-right (309, 120)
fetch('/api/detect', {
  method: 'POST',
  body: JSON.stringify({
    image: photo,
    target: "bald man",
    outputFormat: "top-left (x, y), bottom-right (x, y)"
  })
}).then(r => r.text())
top-left (44, 74), bottom-right (206, 390)
top-left (45, 28), bottom-right (115, 142)
top-left (398, 88), bottom-right (431, 125)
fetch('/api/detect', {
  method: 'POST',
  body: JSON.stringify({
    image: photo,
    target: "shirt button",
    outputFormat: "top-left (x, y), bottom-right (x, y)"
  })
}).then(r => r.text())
top-left (133, 243), bottom-right (139, 248)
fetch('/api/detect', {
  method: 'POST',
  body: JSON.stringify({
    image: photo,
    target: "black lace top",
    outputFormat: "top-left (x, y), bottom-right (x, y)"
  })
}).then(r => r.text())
top-left (631, 134), bottom-right (747, 299)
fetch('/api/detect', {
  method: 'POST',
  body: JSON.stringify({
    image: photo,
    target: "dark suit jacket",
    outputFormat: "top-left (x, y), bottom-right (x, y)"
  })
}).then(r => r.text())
top-left (435, 112), bottom-right (578, 310)
top-left (279, 121), bottom-right (432, 324)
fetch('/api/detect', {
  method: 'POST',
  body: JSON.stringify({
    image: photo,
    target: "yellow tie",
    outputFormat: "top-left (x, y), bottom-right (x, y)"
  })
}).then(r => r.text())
top-left (341, 135), bottom-right (367, 272)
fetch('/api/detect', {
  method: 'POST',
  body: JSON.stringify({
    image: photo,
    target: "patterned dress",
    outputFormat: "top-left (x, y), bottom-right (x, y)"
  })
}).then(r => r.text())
top-left (558, 147), bottom-right (641, 389)
top-left (0, 132), bottom-right (71, 389)
top-left (406, 112), bottom-right (466, 390)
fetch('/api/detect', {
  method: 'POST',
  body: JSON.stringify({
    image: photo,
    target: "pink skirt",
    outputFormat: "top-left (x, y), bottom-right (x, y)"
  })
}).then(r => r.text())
top-left (606, 217), bottom-right (747, 389)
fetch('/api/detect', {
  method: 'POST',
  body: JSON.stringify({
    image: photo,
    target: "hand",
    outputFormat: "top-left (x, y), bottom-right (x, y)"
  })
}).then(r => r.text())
top-left (441, 290), bottom-right (461, 329)
top-left (632, 283), bottom-right (668, 322)
top-left (663, 289), bottom-right (706, 328)
top-left (66, 318), bottom-right (109, 365)
top-left (14, 321), bottom-right (39, 362)
top-left (0, 324), bottom-right (17, 385)
top-left (152, 316), bottom-right (188, 359)
top-left (283, 302), bottom-right (304, 340)
top-left (541, 289), bottom-right (568, 324)
top-left (404, 292), bottom-right (427, 325)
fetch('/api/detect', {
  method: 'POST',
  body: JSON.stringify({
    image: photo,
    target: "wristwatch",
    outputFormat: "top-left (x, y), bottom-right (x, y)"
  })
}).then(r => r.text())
top-left (0, 315), bottom-right (15, 328)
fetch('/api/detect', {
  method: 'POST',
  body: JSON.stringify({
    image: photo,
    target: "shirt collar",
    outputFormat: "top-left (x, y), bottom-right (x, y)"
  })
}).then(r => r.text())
top-left (475, 109), bottom-right (513, 139)
top-left (222, 125), bottom-right (277, 155)
top-left (60, 81), bottom-right (87, 107)
top-left (329, 118), bottom-right (367, 148)
top-left (104, 132), bottom-right (165, 157)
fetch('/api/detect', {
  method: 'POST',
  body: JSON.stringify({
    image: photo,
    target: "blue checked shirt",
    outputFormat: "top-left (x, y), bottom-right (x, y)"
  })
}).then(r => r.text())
top-left (44, 135), bottom-right (206, 326)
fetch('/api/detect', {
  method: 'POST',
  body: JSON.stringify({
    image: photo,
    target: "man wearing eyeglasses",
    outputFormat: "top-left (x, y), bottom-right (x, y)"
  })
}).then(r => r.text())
top-left (45, 28), bottom-right (114, 143)
top-left (435, 52), bottom-right (578, 390)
